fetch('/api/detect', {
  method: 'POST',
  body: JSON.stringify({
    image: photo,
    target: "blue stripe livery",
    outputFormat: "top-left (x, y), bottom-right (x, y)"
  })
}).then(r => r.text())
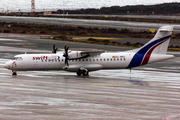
top-left (127, 35), bottom-right (171, 68)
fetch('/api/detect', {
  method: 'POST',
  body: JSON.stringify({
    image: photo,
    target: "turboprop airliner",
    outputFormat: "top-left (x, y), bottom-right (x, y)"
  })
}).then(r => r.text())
top-left (4, 26), bottom-right (174, 76)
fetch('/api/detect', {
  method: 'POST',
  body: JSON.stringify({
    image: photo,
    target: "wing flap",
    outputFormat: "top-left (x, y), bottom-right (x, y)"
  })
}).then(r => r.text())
top-left (80, 50), bottom-right (105, 57)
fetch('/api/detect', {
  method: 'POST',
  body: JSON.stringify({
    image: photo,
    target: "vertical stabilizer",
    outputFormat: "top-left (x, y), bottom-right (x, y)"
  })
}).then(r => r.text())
top-left (142, 26), bottom-right (173, 54)
top-left (127, 26), bottom-right (173, 68)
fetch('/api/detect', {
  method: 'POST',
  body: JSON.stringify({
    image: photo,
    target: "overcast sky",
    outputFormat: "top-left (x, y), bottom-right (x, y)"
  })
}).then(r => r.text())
top-left (0, 0), bottom-right (179, 12)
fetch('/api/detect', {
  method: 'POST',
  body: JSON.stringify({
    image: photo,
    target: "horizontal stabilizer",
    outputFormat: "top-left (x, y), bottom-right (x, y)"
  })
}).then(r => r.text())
top-left (159, 29), bottom-right (172, 32)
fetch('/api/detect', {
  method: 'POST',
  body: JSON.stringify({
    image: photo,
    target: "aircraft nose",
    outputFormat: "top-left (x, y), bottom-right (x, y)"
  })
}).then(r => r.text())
top-left (4, 61), bottom-right (11, 69)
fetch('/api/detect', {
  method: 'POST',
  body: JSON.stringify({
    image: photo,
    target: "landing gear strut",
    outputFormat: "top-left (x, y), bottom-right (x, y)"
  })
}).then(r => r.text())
top-left (76, 69), bottom-right (89, 76)
top-left (12, 71), bottom-right (17, 75)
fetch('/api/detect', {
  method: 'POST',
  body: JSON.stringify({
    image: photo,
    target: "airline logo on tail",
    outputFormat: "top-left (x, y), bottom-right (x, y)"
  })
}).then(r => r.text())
top-left (127, 35), bottom-right (171, 68)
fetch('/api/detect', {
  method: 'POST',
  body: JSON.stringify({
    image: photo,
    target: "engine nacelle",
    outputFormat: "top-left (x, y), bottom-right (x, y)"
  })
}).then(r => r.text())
top-left (68, 51), bottom-right (83, 59)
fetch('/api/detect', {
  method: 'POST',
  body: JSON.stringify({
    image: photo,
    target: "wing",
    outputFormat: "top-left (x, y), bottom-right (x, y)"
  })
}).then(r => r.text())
top-left (68, 50), bottom-right (106, 60)
top-left (80, 50), bottom-right (106, 57)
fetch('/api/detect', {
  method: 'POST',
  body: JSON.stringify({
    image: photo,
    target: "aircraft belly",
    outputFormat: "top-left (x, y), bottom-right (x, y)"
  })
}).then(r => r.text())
top-left (64, 63), bottom-right (103, 72)
top-left (64, 61), bottom-right (130, 72)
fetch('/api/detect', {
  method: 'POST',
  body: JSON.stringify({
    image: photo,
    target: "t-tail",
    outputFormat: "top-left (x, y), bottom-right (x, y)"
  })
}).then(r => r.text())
top-left (127, 26), bottom-right (174, 68)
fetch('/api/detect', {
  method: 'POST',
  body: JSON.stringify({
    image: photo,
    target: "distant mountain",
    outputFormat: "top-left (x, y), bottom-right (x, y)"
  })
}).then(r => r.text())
top-left (56, 3), bottom-right (180, 15)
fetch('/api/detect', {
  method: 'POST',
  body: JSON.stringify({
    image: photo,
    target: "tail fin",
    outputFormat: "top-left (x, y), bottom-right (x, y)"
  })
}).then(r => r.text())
top-left (139, 26), bottom-right (173, 54)
top-left (127, 26), bottom-right (173, 68)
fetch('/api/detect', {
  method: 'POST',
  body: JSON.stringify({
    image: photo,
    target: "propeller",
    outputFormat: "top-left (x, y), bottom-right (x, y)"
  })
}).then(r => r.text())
top-left (63, 43), bottom-right (69, 66)
top-left (52, 43), bottom-right (58, 53)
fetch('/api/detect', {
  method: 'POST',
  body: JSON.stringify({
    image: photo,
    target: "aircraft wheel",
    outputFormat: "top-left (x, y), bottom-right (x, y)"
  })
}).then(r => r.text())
top-left (12, 71), bottom-right (17, 75)
top-left (82, 70), bottom-right (89, 76)
top-left (76, 70), bottom-right (82, 76)
top-left (76, 69), bottom-right (89, 76)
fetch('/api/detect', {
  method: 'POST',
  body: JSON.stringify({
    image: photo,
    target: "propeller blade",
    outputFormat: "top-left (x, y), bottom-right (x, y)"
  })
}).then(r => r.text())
top-left (66, 59), bottom-right (69, 66)
top-left (65, 58), bottom-right (67, 64)
top-left (65, 56), bottom-right (69, 67)
top-left (63, 43), bottom-right (69, 66)
top-left (64, 43), bottom-right (67, 50)
top-left (65, 46), bottom-right (69, 56)
top-left (52, 43), bottom-right (57, 53)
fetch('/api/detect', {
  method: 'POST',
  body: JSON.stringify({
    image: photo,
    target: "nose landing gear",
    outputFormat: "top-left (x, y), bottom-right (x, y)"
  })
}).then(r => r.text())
top-left (12, 71), bottom-right (17, 75)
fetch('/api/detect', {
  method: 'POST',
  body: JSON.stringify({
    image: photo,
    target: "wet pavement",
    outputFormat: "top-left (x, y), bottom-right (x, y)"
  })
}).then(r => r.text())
top-left (0, 34), bottom-right (180, 120)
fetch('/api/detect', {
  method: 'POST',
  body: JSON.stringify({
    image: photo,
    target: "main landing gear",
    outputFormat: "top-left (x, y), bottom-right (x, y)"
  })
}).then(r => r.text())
top-left (12, 71), bottom-right (17, 75)
top-left (76, 69), bottom-right (89, 76)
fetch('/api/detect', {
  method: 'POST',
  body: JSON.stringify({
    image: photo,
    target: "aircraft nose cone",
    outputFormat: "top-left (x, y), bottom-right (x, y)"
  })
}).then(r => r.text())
top-left (4, 61), bottom-right (11, 69)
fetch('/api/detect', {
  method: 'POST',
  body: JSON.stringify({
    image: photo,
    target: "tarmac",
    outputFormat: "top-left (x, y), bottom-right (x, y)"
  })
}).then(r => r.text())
top-left (0, 33), bottom-right (180, 120)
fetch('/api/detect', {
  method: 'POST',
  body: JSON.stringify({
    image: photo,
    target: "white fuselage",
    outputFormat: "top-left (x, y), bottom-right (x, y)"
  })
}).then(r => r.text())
top-left (4, 51), bottom-right (173, 72)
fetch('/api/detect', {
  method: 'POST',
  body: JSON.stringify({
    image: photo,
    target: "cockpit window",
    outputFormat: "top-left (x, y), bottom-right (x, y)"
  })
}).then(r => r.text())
top-left (12, 57), bottom-right (23, 61)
